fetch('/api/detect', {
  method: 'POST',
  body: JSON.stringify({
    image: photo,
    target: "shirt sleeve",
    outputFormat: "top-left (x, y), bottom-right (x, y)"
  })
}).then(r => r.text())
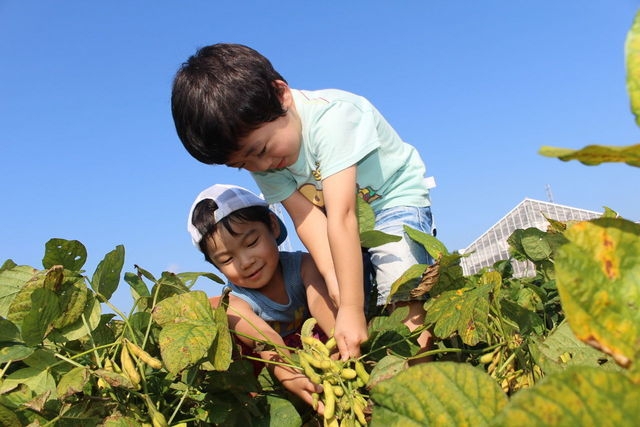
top-left (309, 100), bottom-right (381, 179)
top-left (252, 169), bottom-right (297, 204)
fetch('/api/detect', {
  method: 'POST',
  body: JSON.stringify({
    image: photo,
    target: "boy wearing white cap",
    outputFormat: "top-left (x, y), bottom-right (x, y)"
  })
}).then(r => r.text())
top-left (188, 183), bottom-right (336, 412)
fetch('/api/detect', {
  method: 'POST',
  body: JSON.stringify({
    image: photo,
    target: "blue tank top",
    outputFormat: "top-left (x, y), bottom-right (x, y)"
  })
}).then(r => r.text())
top-left (225, 251), bottom-right (309, 337)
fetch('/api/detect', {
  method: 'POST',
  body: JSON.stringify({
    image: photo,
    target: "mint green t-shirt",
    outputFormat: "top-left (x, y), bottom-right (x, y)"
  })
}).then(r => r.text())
top-left (252, 89), bottom-right (429, 212)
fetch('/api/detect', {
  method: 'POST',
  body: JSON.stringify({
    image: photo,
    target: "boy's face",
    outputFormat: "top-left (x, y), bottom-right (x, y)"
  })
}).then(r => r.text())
top-left (226, 83), bottom-right (302, 172)
top-left (205, 215), bottom-right (281, 290)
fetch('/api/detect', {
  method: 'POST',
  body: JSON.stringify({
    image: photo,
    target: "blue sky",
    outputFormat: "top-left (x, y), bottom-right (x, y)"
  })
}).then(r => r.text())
top-left (2, 1), bottom-right (639, 310)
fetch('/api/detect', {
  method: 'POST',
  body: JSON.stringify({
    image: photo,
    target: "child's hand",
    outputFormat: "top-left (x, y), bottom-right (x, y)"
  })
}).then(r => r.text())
top-left (274, 365), bottom-right (327, 414)
top-left (334, 305), bottom-right (368, 360)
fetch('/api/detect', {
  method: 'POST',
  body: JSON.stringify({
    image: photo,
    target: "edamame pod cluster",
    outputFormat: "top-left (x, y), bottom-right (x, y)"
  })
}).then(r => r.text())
top-left (298, 318), bottom-right (370, 426)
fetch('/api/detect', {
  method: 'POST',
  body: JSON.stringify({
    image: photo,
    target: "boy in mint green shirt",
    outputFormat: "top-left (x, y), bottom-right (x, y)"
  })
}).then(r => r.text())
top-left (172, 43), bottom-right (434, 361)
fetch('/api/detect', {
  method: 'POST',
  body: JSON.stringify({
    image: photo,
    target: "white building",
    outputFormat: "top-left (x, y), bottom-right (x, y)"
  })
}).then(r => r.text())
top-left (459, 198), bottom-right (601, 277)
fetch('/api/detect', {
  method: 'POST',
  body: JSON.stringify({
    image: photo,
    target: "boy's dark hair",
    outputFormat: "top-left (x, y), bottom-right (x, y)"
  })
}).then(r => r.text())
top-left (171, 43), bottom-right (288, 165)
top-left (191, 198), bottom-right (275, 264)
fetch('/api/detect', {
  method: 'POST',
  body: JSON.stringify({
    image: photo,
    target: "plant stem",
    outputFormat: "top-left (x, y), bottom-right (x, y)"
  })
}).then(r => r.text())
top-left (0, 360), bottom-right (12, 379)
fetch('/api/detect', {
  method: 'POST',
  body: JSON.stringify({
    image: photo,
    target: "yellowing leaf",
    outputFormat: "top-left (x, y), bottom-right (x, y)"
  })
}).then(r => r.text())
top-left (370, 362), bottom-right (507, 426)
top-left (56, 366), bottom-right (89, 399)
top-left (0, 367), bottom-right (57, 398)
top-left (153, 291), bottom-right (231, 374)
top-left (0, 265), bottom-right (39, 318)
top-left (539, 144), bottom-right (640, 167)
top-left (424, 284), bottom-right (491, 346)
top-left (555, 218), bottom-right (640, 380)
top-left (491, 368), bottom-right (640, 426)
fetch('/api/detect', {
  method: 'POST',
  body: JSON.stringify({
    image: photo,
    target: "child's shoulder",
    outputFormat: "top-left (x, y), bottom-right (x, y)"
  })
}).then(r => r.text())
top-left (297, 251), bottom-right (322, 276)
top-left (294, 88), bottom-right (369, 106)
top-left (277, 250), bottom-right (311, 267)
top-left (278, 250), bottom-right (305, 263)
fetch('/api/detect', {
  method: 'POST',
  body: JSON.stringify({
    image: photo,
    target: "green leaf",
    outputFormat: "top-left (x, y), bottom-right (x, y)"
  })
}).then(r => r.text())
top-left (102, 413), bottom-right (142, 426)
top-left (357, 196), bottom-right (376, 232)
top-left (125, 272), bottom-right (152, 312)
top-left (51, 292), bottom-right (101, 342)
top-left (519, 228), bottom-right (553, 261)
top-left (0, 404), bottom-right (20, 427)
top-left (365, 307), bottom-right (415, 360)
top-left (91, 245), bottom-right (124, 301)
top-left (602, 206), bottom-right (619, 218)
top-left (0, 345), bottom-right (34, 364)
top-left (369, 354), bottom-right (407, 387)
top-left (153, 291), bottom-right (219, 373)
top-left (21, 288), bottom-right (61, 346)
top-left (42, 238), bottom-right (87, 270)
top-left (134, 264), bottom-right (157, 282)
top-left (0, 367), bottom-right (57, 397)
top-left (529, 322), bottom-right (622, 376)
top-left (370, 362), bottom-right (507, 426)
top-left (51, 275), bottom-right (88, 330)
top-left (356, 199), bottom-right (404, 247)
top-left (388, 264), bottom-right (426, 303)
top-left (210, 291), bottom-right (232, 371)
top-left (126, 311), bottom-right (152, 343)
top-left (431, 252), bottom-right (466, 296)
top-left (159, 322), bottom-right (217, 374)
top-left (0, 265), bottom-right (40, 318)
top-left (1, 259), bottom-right (17, 271)
top-left (490, 368), bottom-right (640, 426)
top-left (124, 271), bottom-right (150, 297)
top-left (500, 299), bottom-right (545, 336)
top-left (89, 314), bottom-right (117, 347)
top-left (626, 8), bottom-right (640, 127)
top-left (176, 271), bottom-right (225, 288)
top-left (360, 229), bottom-right (402, 248)
top-left (151, 271), bottom-right (190, 303)
top-left (152, 290), bottom-right (214, 326)
top-left (0, 383), bottom-right (34, 410)
top-left (56, 404), bottom-right (101, 426)
top-left (424, 284), bottom-right (491, 345)
top-left (22, 349), bottom-right (58, 370)
top-left (508, 227), bottom-right (568, 264)
top-left (0, 318), bottom-right (21, 343)
top-left (7, 267), bottom-right (65, 328)
top-left (404, 225), bottom-right (448, 258)
top-left (253, 394), bottom-right (302, 427)
top-left (362, 306), bottom-right (417, 360)
top-left (56, 366), bottom-right (89, 399)
top-left (538, 144), bottom-right (640, 167)
top-left (555, 218), bottom-right (640, 380)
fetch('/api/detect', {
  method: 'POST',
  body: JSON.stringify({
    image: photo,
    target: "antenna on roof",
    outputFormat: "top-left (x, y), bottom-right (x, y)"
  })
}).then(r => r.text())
top-left (545, 184), bottom-right (555, 203)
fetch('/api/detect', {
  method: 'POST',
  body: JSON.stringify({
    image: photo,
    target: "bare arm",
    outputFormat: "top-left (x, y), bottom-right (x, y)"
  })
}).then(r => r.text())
top-left (282, 191), bottom-right (340, 305)
top-left (321, 166), bottom-right (368, 359)
top-left (223, 295), bottom-right (324, 411)
top-left (300, 253), bottom-right (337, 338)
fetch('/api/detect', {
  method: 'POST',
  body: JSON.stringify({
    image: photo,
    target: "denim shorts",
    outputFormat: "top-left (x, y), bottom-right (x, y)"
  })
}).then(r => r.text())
top-left (367, 205), bottom-right (434, 306)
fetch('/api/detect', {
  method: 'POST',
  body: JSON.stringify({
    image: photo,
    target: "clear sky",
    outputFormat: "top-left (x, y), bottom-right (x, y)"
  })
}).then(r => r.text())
top-left (2, 1), bottom-right (639, 310)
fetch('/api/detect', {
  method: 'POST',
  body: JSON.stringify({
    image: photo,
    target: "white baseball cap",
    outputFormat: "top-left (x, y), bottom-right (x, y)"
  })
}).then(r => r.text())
top-left (187, 184), bottom-right (288, 246)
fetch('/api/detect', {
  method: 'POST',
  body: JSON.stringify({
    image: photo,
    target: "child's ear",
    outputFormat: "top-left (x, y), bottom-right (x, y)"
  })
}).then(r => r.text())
top-left (273, 80), bottom-right (292, 109)
top-left (268, 212), bottom-right (281, 239)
